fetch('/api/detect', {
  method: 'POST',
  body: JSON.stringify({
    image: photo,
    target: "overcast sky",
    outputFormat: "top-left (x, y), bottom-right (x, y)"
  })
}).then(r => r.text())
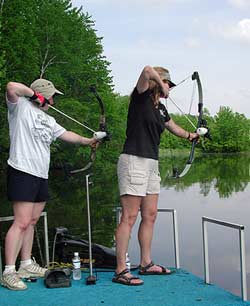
top-left (71, 0), bottom-right (250, 117)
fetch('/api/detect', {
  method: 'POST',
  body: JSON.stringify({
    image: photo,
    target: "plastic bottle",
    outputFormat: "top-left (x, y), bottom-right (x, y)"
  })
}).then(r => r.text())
top-left (125, 253), bottom-right (131, 271)
top-left (72, 252), bottom-right (81, 280)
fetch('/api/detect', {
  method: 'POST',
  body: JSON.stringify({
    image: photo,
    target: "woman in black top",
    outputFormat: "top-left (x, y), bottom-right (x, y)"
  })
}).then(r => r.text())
top-left (112, 66), bottom-right (199, 286)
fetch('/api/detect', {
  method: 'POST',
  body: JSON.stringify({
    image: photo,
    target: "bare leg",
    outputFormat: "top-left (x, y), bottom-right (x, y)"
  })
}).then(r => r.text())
top-left (115, 195), bottom-right (143, 284)
top-left (138, 194), bottom-right (171, 273)
top-left (5, 202), bottom-right (36, 265)
top-left (20, 202), bottom-right (45, 260)
top-left (116, 195), bottom-right (141, 272)
top-left (138, 194), bottom-right (158, 266)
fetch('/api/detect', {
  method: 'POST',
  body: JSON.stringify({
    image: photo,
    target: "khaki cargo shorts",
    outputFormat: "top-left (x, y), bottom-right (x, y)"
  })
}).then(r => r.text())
top-left (117, 154), bottom-right (161, 196)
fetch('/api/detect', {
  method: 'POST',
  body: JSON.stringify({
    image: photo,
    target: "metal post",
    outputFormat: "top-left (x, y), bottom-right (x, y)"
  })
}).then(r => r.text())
top-left (116, 206), bottom-right (121, 226)
top-left (172, 210), bottom-right (180, 269)
top-left (86, 175), bottom-right (93, 275)
top-left (202, 216), bottom-right (247, 301)
top-left (0, 246), bottom-right (2, 276)
top-left (202, 218), bottom-right (209, 283)
top-left (43, 212), bottom-right (49, 267)
top-left (239, 229), bottom-right (247, 301)
top-left (85, 174), bottom-right (96, 284)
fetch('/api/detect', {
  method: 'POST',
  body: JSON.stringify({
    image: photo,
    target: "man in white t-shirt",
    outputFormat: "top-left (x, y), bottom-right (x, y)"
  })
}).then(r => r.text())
top-left (2, 79), bottom-right (98, 290)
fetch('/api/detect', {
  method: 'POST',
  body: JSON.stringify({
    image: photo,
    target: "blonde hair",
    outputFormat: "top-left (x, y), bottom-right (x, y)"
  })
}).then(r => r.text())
top-left (149, 66), bottom-right (169, 105)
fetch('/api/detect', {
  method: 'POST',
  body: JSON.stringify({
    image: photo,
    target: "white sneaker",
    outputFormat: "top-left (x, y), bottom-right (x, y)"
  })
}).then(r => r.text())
top-left (18, 258), bottom-right (47, 278)
top-left (1, 272), bottom-right (27, 290)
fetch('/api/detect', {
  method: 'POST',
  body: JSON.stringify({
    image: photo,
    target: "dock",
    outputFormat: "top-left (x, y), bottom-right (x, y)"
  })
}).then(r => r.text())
top-left (1, 268), bottom-right (250, 306)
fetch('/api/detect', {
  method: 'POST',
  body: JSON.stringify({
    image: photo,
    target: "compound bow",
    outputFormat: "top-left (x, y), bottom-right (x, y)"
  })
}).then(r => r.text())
top-left (170, 71), bottom-right (210, 178)
top-left (49, 87), bottom-right (110, 174)
top-left (71, 86), bottom-right (110, 174)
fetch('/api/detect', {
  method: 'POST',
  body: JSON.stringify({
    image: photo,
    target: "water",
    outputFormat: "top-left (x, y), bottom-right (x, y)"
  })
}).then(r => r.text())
top-left (1, 153), bottom-right (250, 297)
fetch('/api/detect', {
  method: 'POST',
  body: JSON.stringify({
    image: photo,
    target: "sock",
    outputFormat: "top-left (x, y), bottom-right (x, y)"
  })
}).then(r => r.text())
top-left (3, 265), bottom-right (16, 275)
top-left (20, 259), bottom-right (32, 267)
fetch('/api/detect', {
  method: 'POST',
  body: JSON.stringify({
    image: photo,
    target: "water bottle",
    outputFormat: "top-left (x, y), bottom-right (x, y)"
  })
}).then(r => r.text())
top-left (125, 253), bottom-right (131, 271)
top-left (72, 252), bottom-right (81, 280)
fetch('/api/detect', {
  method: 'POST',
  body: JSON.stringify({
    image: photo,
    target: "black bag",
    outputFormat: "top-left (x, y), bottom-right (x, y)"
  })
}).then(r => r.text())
top-left (55, 237), bottom-right (116, 269)
top-left (44, 268), bottom-right (71, 288)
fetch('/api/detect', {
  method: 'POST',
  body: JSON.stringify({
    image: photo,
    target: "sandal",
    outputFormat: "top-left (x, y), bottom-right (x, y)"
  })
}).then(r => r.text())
top-left (112, 268), bottom-right (144, 286)
top-left (138, 261), bottom-right (172, 275)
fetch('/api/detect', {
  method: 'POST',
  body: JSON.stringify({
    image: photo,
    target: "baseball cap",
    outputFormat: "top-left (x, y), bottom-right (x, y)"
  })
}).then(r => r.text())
top-left (30, 79), bottom-right (64, 99)
top-left (161, 71), bottom-right (176, 88)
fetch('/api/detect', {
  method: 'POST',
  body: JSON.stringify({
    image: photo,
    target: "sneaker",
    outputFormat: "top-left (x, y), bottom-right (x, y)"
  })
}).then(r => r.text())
top-left (1, 272), bottom-right (27, 290)
top-left (18, 259), bottom-right (48, 278)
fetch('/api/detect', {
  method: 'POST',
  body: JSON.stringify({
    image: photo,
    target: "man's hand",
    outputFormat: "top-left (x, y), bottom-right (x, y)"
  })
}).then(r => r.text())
top-left (30, 91), bottom-right (49, 108)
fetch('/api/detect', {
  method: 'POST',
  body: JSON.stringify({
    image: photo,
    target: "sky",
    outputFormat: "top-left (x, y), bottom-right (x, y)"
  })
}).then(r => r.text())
top-left (71, 0), bottom-right (250, 117)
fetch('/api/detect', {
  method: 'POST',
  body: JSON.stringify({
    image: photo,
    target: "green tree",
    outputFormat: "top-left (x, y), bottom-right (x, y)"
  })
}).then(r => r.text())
top-left (0, 0), bottom-right (119, 166)
top-left (206, 106), bottom-right (250, 152)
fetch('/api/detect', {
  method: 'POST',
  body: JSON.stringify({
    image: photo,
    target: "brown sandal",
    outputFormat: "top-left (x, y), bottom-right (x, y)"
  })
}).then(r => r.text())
top-left (112, 268), bottom-right (144, 286)
top-left (139, 261), bottom-right (172, 275)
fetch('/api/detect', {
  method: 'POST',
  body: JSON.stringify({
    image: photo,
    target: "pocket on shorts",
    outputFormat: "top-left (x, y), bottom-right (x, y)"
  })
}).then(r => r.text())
top-left (130, 170), bottom-right (146, 185)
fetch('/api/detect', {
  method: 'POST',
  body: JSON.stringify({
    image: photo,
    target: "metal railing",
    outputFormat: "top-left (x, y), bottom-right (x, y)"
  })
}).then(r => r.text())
top-left (0, 211), bottom-right (49, 275)
top-left (116, 207), bottom-right (180, 269)
top-left (202, 216), bottom-right (247, 301)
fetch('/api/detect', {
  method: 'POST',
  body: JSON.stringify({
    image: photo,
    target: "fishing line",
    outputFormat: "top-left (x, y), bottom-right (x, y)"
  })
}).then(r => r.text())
top-left (49, 105), bottom-right (95, 133)
top-left (168, 97), bottom-right (196, 130)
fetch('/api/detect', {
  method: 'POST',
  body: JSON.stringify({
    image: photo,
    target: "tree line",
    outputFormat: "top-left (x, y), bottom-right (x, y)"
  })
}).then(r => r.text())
top-left (0, 0), bottom-right (250, 174)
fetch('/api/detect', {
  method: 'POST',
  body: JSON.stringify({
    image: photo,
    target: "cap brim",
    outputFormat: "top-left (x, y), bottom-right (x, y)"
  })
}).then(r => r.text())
top-left (54, 89), bottom-right (64, 95)
top-left (168, 81), bottom-right (176, 88)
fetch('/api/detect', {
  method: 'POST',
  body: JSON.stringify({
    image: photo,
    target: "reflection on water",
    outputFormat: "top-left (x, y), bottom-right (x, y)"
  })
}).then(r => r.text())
top-left (161, 153), bottom-right (250, 198)
top-left (1, 153), bottom-right (250, 298)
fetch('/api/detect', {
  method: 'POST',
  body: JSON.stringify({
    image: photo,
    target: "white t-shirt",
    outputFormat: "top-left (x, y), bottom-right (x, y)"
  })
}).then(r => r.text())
top-left (7, 96), bottom-right (66, 179)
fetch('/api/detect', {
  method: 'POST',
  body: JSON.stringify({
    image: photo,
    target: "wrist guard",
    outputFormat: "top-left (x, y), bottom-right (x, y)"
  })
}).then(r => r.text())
top-left (30, 91), bottom-right (49, 107)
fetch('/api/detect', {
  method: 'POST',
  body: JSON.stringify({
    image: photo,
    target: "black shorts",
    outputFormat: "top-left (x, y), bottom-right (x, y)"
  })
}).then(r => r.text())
top-left (7, 166), bottom-right (49, 202)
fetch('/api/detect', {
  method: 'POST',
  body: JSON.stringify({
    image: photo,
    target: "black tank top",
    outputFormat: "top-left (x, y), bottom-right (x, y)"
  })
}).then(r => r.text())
top-left (122, 87), bottom-right (171, 160)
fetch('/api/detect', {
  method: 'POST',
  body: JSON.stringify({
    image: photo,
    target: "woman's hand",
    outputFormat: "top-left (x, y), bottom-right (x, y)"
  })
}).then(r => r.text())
top-left (187, 132), bottom-right (199, 142)
top-left (88, 137), bottom-right (100, 149)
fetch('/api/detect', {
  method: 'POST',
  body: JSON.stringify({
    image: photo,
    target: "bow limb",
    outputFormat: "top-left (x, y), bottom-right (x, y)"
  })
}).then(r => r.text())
top-left (70, 87), bottom-right (108, 174)
top-left (175, 71), bottom-right (203, 178)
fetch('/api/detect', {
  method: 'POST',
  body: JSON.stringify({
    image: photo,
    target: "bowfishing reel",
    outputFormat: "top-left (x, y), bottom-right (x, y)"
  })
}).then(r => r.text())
top-left (198, 119), bottom-right (211, 140)
top-left (93, 130), bottom-right (111, 141)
